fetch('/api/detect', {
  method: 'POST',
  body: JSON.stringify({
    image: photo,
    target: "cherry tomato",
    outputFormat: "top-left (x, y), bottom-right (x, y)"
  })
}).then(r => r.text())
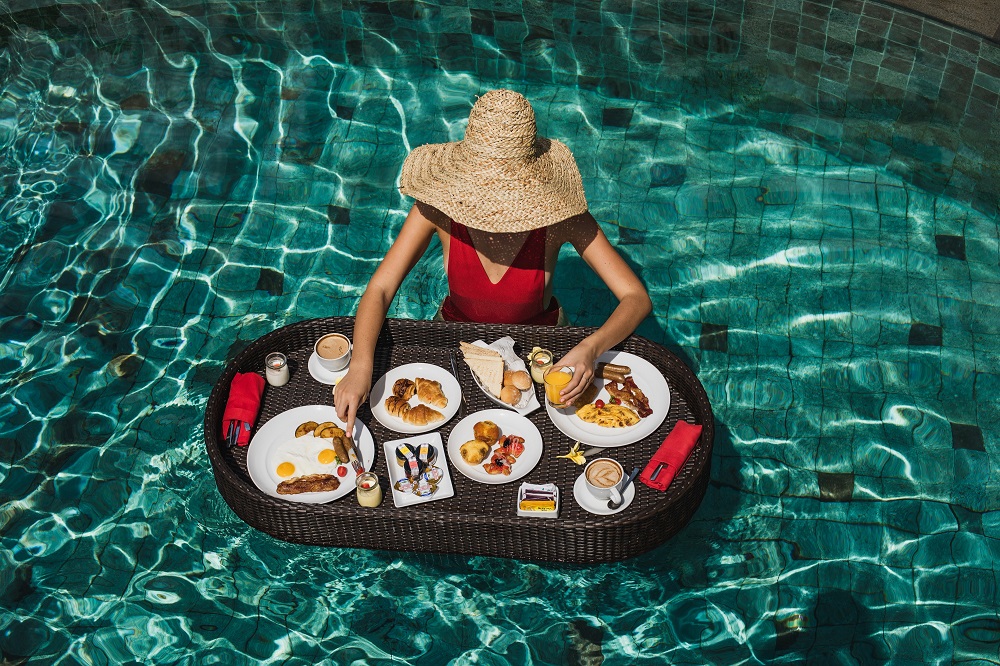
top-left (595, 399), bottom-right (605, 409)
top-left (610, 397), bottom-right (620, 405)
top-left (336, 466), bottom-right (348, 477)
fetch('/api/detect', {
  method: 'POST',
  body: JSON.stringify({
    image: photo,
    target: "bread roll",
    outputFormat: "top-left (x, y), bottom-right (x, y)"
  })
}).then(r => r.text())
top-left (460, 440), bottom-right (490, 464)
top-left (500, 385), bottom-right (521, 406)
top-left (473, 420), bottom-right (500, 444)
top-left (506, 370), bottom-right (531, 390)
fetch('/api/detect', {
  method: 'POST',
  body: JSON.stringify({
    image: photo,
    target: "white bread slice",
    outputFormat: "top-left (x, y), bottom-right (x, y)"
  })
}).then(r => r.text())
top-left (465, 356), bottom-right (504, 398)
top-left (459, 341), bottom-right (501, 358)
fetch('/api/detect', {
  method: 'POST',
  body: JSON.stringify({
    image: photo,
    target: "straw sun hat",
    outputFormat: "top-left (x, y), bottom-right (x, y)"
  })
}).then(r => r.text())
top-left (399, 89), bottom-right (588, 233)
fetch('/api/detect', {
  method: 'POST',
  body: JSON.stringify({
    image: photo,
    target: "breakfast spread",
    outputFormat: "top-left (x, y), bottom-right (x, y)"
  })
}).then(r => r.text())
top-left (576, 403), bottom-right (640, 428)
top-left (384, 377), bottom-right (446, 425)
top-left (604, 376), bottom-right (652, 418)
top-left (460, 340), bottom-right (534, 407)
top-left (457, 418), bottom-right (528, 475)
top-left (483, 434), bottom-right (526, 475)
top-left (573, 365), bottom-right (651, 428)
top-left (460, 439), bottom-right (491, 464)
top-left (277, 474), bottom-right (340, 495)
top-left (392, 442), bottom-right (444, 497)
top-left (270, 421), bottom-right (356, 495)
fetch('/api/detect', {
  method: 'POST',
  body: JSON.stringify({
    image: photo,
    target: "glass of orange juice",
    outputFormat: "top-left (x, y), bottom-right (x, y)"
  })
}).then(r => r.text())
top-left (543, 366), bottom-right (574, 408)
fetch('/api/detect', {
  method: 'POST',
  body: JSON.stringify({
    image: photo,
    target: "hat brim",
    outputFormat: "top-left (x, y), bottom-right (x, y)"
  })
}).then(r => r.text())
top-left (399, 137), bottom-right (589, 233)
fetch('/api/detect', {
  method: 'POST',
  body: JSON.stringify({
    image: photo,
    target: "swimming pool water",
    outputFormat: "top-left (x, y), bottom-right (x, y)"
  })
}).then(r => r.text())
top-left (1, 0), bottom-right (999, 662)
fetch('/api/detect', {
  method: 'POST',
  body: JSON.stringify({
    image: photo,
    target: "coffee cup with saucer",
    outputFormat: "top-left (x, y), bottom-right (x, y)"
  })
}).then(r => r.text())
top-left (308, 354), bottom-right (349, 385)
top-left (309, 333), bottom-right (352, 385)
top-left (574, 458), bottom-right (635, 515)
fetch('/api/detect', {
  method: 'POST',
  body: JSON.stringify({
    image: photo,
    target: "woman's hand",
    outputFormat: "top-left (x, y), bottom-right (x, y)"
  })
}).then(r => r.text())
top-left (333, 366), bottom-right (371, 439)
top-left (553, 342), bottom-right (599, 405)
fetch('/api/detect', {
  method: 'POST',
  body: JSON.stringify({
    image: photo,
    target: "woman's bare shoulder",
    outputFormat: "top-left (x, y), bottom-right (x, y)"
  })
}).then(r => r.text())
top-left (550, 212), bottom-right (600, 249)
top-left (413, 201), bottom-right (451, 232)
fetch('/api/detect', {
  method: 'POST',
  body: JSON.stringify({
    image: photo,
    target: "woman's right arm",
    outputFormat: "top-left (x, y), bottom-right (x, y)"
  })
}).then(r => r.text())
top-left (334, 204), bottom-right (438, 436)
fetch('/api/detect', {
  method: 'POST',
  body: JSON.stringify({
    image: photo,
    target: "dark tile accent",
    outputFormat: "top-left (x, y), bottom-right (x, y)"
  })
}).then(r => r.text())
top-left (471, 9), bottom-right (493, 36)
top-left (335, 105), bottom-right (354, 120)
top-left (327, 205), bottom-right (350, 225)
top-left (256, 268), bottom-right (284, 296)
top-left (950, 504), bottom-right (984, 534)
top-left (617, 226), bottom-right (646, 245)
top-left (773, 616), bottom-right (804, 652)
top-left (601, 107), bottom-right (632, 127)
top-left (700, 323), bottom-right (728, 352)
top-left (935, 234), bottom-right (966, 260)
top-left (818, 472), bottom-right (854, 501)
top-left (951, 422), bottom-right (985, 451)
top-left (649, 163), bottom-right (686, 187)
top-left (908, 323), bottom-right (942, 346)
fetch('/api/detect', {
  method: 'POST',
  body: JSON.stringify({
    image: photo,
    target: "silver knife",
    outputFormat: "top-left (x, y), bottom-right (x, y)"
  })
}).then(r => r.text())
top-left (345, 436), bottom-right (364, 474)
top-left (583, 446), bottom-right (605, 457)
top-left (449, 350), bottom-right (467, 416)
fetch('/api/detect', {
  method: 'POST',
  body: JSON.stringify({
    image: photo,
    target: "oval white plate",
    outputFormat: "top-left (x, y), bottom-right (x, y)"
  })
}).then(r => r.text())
top-left (369, 363), bottom-right (462, 434)
top-left (545, 351), bottom-right (670, 447)
top-left (247, 404), bottom-right (375, 504)
top-left (446, 408), bottom-right (543, 484)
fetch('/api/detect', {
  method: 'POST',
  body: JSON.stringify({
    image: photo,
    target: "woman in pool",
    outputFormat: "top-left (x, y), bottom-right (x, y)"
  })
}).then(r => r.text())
top-left (334, 89), bottom-right (651, 432)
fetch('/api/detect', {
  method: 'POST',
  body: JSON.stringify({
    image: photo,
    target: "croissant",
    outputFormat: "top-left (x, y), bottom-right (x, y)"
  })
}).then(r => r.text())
top-left (406, 404), bottom-right (444, 426)
top-left (384, 395), bottom-right (411, 419)
top-left (392, 378), bottom-right (416, 400)
top-left (415, 377), bottom-right (448, 409)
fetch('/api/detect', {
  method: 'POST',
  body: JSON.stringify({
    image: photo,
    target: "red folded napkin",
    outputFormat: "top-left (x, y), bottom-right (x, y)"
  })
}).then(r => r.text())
top-left (639, 421), bottom-right (703, 491)
top-left (221, 372), bottom-right (266, 446)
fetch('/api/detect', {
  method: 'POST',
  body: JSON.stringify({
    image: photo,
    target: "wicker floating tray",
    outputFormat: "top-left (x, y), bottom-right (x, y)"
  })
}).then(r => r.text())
top-left (203, 317), bottom-right (714, 564)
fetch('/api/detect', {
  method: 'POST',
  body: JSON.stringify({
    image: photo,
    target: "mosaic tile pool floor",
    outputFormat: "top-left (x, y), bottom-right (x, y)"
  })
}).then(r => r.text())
top-left (1, 0), bottom-right (999, 663)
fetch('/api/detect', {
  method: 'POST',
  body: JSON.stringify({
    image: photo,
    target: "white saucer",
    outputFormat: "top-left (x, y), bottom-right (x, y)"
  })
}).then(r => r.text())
top-left (573, 472), bottom-right (636, 515)
top-left (308, 352), bottom-right (349, 385)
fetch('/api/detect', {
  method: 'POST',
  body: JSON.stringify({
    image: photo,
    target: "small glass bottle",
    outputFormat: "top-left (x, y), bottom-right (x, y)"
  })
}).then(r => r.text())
top-left (356, 472), bottom-right (383, 507)
top-left (265, 352), bottom-right (289, 387)
top-left (528, 347), bottom-right (554, 384)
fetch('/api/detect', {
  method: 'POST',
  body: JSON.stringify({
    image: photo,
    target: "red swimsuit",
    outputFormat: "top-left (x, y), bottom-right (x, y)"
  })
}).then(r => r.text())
top-left (440, 220), bottom-right (561, 325)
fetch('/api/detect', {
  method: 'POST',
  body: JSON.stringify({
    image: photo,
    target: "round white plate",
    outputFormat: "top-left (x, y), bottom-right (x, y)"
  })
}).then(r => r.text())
top-left (369, 363), bottom-right (462, 434)
top-left (247, 404), bottom-right (375, 504)
top-left (308, 352), bottom-right (349, 385)
top-left (573, 472), bottom-right (636, 515)
top-left (546, 351), bottom-right (669, 447)
top-left (446, 408), bottom-right (542, 484)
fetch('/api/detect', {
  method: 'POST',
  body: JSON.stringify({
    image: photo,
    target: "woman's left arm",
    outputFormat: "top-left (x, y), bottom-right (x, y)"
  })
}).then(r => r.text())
top-left (554, 213), bottom-right (653, 404)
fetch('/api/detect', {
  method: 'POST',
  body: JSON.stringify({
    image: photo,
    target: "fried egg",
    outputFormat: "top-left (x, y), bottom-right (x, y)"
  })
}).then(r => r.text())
top-left (270, 434), bottom-right (343, 481)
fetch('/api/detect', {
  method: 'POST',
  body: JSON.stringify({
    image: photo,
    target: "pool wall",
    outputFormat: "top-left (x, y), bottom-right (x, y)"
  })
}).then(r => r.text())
top-left (2, 0), bottom-right (996, 217)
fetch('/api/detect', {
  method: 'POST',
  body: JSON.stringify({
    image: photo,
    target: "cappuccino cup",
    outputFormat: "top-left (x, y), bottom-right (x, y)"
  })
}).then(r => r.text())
top-left (584, 458), bottom-right (623, 504)
top-left (314, 333), bottom-right (352, 372)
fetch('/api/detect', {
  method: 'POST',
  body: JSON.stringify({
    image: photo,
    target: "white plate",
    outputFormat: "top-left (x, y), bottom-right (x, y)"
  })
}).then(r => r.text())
top-left (246, 405), bottom-right (375, 504)
top-left (383, 432), bottom-right (455, 507)
top-left (370, 363), bottom-right (462, 433)
top-left (446, 408), bottom-right (543, 484)
top-left (308, 352), bottom-right (349, 385)
top-left (464, 338), bottom-right (540, 416)
top-left (545, 351), bottom-right (669, 447)
top-left (573, 472), bottom-right (636, 515)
